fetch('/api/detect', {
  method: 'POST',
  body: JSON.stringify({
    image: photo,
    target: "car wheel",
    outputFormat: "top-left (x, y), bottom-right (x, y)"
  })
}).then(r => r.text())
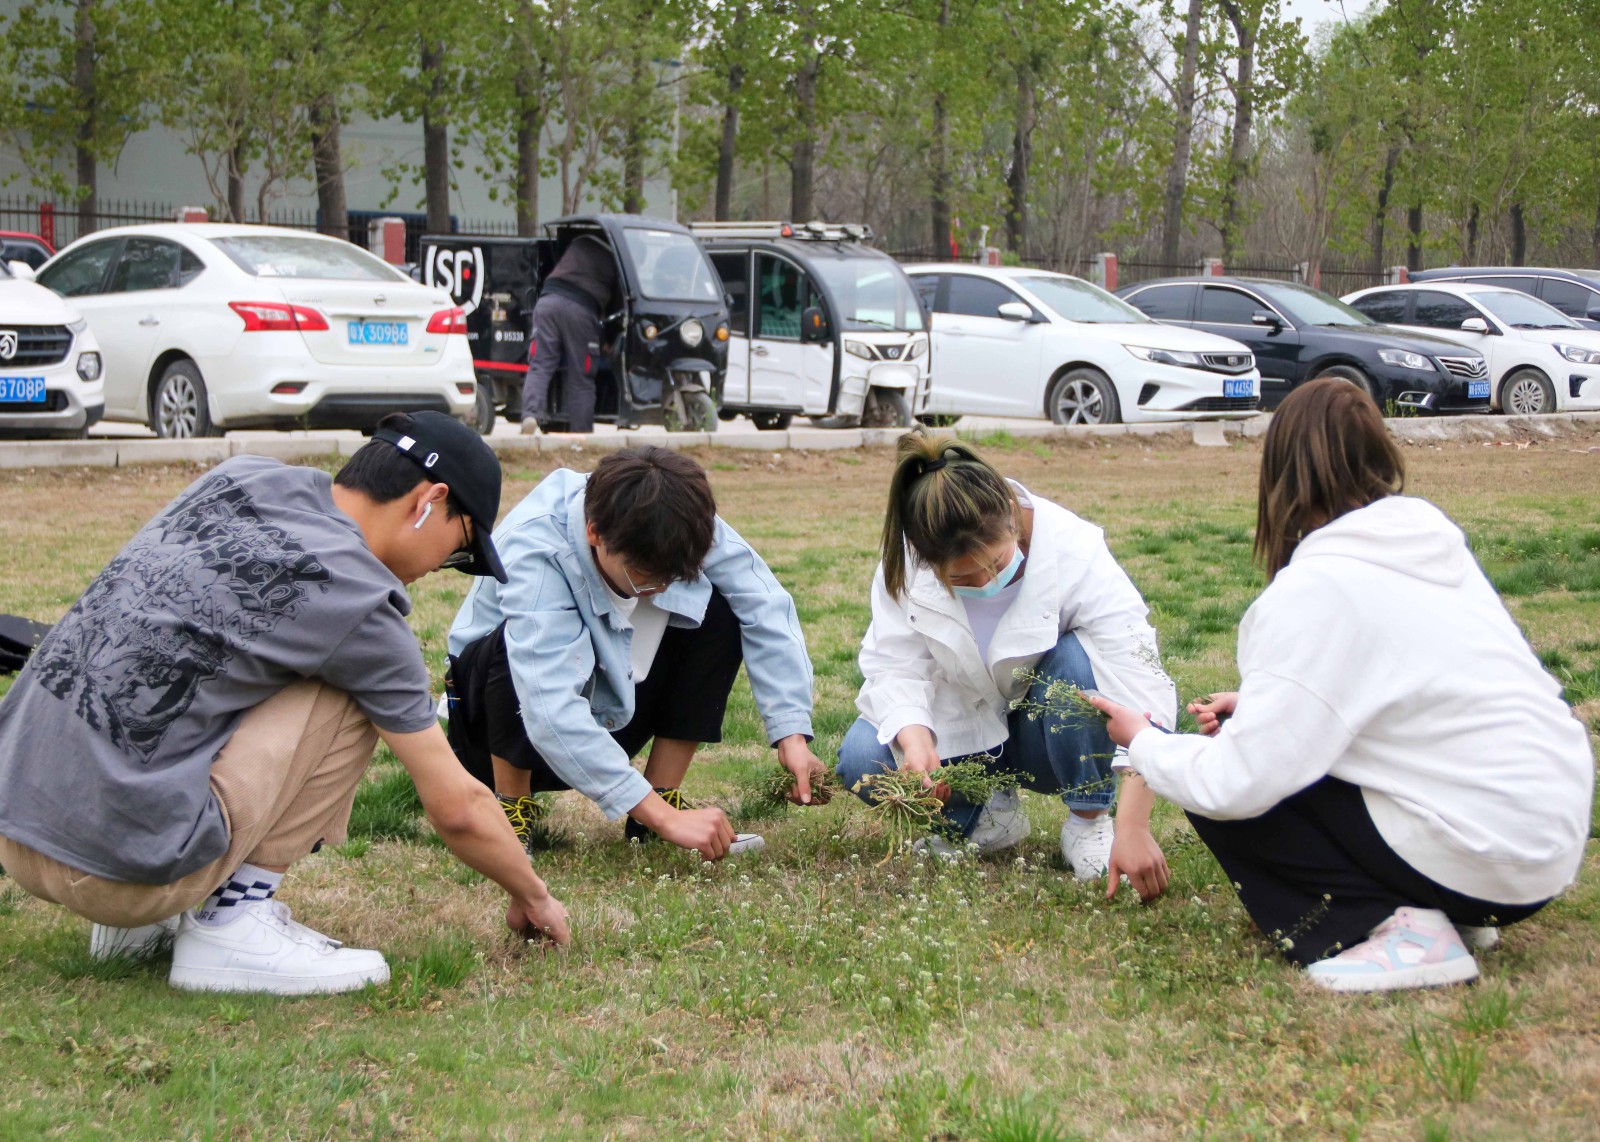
top-left (750, 412), bottom-right (793, 431)
top-left (861, 388), bottom-right (912, 429)
top-left (472, 384), bottom-right (497, 435)
top-left (917, 414), bottom-right (962, 428)
top-left (1046, 367), bottom-right (1121, 425)
top-left (1500, 368), bottom-right (1556, 416)
top-left (1318, 364), bottom-right (1381, 406)
top-left (666, 390), bottom-right (718, 432)
top-left (151, 360), bottom-right (219, 438)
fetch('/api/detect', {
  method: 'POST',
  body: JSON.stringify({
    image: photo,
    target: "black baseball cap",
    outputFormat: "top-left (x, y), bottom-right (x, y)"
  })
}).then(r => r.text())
top-left (372, 411), bottom-right (508, 582)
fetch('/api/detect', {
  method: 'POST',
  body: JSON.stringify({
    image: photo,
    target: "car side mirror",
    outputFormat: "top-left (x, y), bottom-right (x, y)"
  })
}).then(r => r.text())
top-left (1460, 317), bottom-right (1491, 334)
top-left (800, 306), bottom-right (829, 343)
top-left (996, 301), bottom-right (1035, 322)
top-left (1251, 310), bottom-right (1282, 330)
top-left (8, 260), bottom-right (36, 281)
top-left (1587, 305), bottom-right (1600, 322)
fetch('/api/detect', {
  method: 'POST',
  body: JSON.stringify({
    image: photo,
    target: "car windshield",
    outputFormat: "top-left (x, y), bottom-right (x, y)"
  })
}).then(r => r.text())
top-left (1471, 290), bottom-right (1578, 329)
top-left (1256, 281), bottom-right (1375, 326)
top-left (211, 235), bottom-right (408, 281)
top-left (1019, 275), bottom-right (1149, 324)
top-left (804, 254), bottom-right (925, 331)
top-left (619, 229), bottom-right (722, 303)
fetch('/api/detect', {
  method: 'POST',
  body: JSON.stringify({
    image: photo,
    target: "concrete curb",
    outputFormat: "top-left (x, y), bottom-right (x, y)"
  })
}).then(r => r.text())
top-left (4, 411), bottom-right (1599, 470)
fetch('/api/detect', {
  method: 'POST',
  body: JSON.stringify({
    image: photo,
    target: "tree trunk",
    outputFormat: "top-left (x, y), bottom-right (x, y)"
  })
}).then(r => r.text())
top-left (1406, 201), bottom-right (1423, 272)
top-left (1593, 190), bottom-right (1600, 267)
top-left (789, 56), bottom-right (819, 221)
top-left (421, 40), bottom-right (451, 234)
top-left (1369, 144), bottom-right (1400, 277)
top-left (72, 0), bottom-right (97, 234)
top-left (715, 64), bottom-right (743, 221)
top-left (1219, 2), bottom-right (1255, 264)
top-left (1465, 201), bottom-right (1479, 263)
top-left (1160, 0), bottom-right (1204, 266)
top-left (309, 93), bottom-right (348, 239)
top-left (227, 142), bottom-right (246, 222)
top-left (1510, 201), bottom-right (1526, 265)
top-left (929, 0), bottom-right (951, 256)
top-left (621, 40), bottom-right (648, 214)
top-left (1005, 63), bottom-right (1035, 255)
top-left (514, 66), bottom-right (543, 237)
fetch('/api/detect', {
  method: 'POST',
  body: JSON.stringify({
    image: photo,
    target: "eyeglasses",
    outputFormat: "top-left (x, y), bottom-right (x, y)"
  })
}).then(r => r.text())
top-left (620, 563), bottom-right (672, 596)
top-left (440, 515), bottom-right (474, 570)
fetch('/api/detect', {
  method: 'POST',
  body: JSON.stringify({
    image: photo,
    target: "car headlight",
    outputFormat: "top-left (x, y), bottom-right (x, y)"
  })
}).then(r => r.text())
top-left (76, 352), bottom-right (101, 382)
top-left (1125, 344), bottom-right (1202, 367)
top-left (1378, 349), bottom-right (1433, 371)
top-left (1554, 343), bottom-right (1600, 365)
top-left (844, 339), bottom-right (874, 360)
top-left (905, 336), bottom-right (927, 360)
top-left (714, 323), bottom-right (729, 342)
top-left (680, 319), bottom-right (704, 348)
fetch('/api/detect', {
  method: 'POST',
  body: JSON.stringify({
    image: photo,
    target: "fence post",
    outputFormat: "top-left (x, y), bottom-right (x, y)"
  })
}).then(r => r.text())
top-left (1386, 264), bottom-right (1409, 285)
top-left (38, 203), bottom-right (55, 247)
top-left (1202, 257), bottom-right (1225, 277)
top-left (370, 217), bottom-right (408, 265)
top-left (176, 206), bottom-right (209, 223)
top-left (1092, 252), bottom-right (1118, 292)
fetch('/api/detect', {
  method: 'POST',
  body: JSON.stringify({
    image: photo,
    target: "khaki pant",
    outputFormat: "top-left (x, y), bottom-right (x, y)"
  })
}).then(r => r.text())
top-left (0, 681), bottom-right (377, 928)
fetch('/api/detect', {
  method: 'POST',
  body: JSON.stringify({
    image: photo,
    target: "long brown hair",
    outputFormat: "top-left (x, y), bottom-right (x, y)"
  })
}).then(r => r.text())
top-left (880, 428), bottom-right (1019, 599)
top-left (1255, 377), bottom-right (1406, 579)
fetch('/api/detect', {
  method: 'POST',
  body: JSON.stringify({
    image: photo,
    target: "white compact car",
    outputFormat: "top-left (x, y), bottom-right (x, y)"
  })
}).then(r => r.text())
top-left (0, 257), bottom-right (104, 437)
top-left (905, 265), bottom-right (1261, 423)
top-left (35, 223), bottom-right (476, 436)
top-left (1342, 282), bottom-right (1600, 415)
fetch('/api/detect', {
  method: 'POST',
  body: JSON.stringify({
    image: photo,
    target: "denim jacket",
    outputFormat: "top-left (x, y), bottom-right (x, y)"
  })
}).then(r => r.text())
top-left (448, 469), bottom-right (814, 820)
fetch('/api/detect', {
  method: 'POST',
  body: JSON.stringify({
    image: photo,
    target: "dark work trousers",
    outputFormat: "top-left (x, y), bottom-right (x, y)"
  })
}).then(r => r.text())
top-left (521, 289), bottom-right (602, 433)
top-left (445, 590), bottom-right (745, 794)
top-left (1188, 776), bottom-right (1548, 966)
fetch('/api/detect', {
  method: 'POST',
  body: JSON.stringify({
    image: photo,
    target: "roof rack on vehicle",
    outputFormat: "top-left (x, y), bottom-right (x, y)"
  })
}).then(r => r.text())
top-left (687, 220), bottom-right (874, 242)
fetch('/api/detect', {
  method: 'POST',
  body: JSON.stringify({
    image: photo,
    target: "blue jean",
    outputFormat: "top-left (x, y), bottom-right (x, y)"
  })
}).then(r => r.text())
top-left (836, 632), bottom-right (1117, 836)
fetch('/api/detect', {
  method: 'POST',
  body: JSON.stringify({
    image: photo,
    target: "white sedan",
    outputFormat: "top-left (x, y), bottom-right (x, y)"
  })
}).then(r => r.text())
top-left (34, 223), bottom-right (476, 437)
top-left (0, 256), bottom-right (104, 437)
top-left (905, 264), bottom-right (1261, 424)
top-left (1342, 282), bottom-right (1600, 415)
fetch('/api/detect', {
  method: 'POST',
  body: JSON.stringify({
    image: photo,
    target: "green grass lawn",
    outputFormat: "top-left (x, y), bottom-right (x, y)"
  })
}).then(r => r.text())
top-left (1, 432), bottom-right (1597, 1141)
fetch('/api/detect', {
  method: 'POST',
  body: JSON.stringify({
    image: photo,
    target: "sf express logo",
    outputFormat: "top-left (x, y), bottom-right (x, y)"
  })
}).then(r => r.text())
top-left (423, 245), bottom-right (485, 316)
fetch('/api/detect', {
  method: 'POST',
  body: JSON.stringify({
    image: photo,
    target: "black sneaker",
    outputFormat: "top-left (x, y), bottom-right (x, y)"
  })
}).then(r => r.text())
top-left (498, 794), bottom-right (547, 857)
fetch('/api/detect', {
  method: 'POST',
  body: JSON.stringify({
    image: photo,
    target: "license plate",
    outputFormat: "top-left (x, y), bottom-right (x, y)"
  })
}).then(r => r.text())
top-left (1468, 380), bottom-right (1490, 399)
top-left (1223, 378), bottom-right (1256, 398)
top-left (347, 320), bottom-right (408, 346)
top-left (0, 377), bottom-right (46, 403)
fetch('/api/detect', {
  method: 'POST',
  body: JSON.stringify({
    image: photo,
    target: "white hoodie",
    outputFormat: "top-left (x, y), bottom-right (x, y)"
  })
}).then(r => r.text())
top-left (1129, 495), bottom-right (1595, 905)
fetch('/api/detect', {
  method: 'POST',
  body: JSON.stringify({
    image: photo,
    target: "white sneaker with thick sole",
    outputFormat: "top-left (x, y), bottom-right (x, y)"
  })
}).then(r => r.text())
top-left (90, 915), bottom-right (181, 961)
top-left (168, 901), bottom-right (389, 995)
top-left (1306, 907), bottom-right (1479, 993)
top-left (1060, 814), bottom-right (1115, 880)
top-left (728, 833), bottom-right (766, 856)
top-left (966, 788), bottom-right (1030, 854)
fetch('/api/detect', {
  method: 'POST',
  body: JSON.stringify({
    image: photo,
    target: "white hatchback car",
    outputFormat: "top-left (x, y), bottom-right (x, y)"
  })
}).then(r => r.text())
top-left (35, 223), bottom-right (476, 436)
top-left (0, 257), bottom-right (104, 437)
top-left (1342, 282), bottom-right (1600, 415)
top-left (905, 265), bottom-right (1261, 423)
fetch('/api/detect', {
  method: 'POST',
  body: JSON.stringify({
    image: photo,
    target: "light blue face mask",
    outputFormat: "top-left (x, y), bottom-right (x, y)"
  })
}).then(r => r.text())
top-left (953, 546), bottom-right (1024, 599)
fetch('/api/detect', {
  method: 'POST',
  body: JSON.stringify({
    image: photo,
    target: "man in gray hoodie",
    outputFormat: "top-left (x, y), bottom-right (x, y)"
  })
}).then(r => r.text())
top-left (520, 235), bottom-right (618, 434)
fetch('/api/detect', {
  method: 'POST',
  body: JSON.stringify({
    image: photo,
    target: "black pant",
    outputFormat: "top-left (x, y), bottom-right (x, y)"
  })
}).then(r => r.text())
top-left (1189, 777), bottom-right (1547, 966)
top-left (446, 590), bottom-right (745, 793)
top-left (521, 290), bottom-right (601, 433)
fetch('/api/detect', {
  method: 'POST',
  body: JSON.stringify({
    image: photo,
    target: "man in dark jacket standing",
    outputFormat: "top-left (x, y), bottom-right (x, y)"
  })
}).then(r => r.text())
top-left (520, 236), bottom-right (618, 434)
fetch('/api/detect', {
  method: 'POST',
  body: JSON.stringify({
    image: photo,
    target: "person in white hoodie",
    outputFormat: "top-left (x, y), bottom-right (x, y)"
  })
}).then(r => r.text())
top-left (1092, 377), bottom-right (1595, 992)
top-left (836, 429), bottom-right (1177, 898)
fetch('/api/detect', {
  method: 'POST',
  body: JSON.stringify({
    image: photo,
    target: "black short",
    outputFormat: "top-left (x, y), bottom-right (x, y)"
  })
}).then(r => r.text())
top-left (445, 589), bottom-right (744, 792)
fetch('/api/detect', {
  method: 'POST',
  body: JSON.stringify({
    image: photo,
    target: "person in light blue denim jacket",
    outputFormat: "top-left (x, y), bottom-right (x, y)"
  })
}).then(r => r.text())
top-left (446, 446), bottom-right (820, 860)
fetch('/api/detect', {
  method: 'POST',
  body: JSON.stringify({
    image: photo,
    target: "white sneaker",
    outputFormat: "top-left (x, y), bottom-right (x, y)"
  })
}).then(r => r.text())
top-left (966, 788), bottom-right (1031, 854)
top-left (728, 833), bottom-right (766, 857)
top-left (90, 916), bottom-right (181, 961)
top-left (518, 417), bottom-right (542, 436)
top-left (910, 834), bottom-right (967, 861)
top-left (1060, 814), bottom-right (1115, 880)
top-left (168, 901), bottom-right (389, 995)
top-left (1456, 924), bottom-right (1500, 951)
top-left (1306, 907), bottom-right (1478, 993)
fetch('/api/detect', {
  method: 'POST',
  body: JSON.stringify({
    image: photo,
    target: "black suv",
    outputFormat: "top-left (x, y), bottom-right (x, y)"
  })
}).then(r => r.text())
top-left (1116, 277), bottom-right (1491, 412)
top-left (1409, 267), bottom-right (1600, 330)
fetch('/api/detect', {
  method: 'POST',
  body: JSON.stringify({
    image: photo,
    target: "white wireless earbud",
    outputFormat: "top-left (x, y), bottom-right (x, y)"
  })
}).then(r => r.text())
top-left (414, 501), bottom-right (433, 530)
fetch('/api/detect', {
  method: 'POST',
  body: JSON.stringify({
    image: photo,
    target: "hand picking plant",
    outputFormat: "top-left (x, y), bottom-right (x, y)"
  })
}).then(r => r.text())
top-left (741, 762), bottom-right (838, 810)
top-left (1010, 667), bottom-right (1111, 729)
top-left (854, 759), bottom-right (1021, 862)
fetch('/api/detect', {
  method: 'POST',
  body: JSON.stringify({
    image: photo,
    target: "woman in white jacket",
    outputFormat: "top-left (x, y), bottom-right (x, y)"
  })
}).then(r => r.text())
top-left (1093, 378), bottom-right (1595, 992)
top-left (837, 429), bottom-right (1177, 899)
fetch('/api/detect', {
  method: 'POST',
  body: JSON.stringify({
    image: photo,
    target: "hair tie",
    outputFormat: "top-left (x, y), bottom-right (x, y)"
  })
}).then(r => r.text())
top-left (923, 457), bottom-right (948, 474)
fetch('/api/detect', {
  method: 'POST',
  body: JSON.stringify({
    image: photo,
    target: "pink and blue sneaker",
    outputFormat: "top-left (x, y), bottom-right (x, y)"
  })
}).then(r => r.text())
top-left (1305, 906), bottom-right (1479, 993)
